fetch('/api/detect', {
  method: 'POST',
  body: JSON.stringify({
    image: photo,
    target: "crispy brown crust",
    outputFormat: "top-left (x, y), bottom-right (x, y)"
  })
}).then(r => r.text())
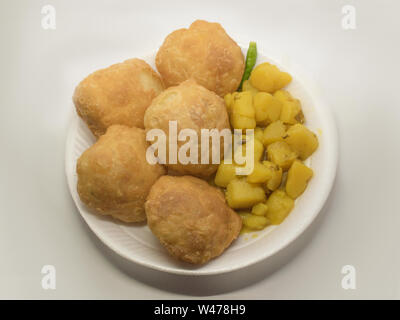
top-left (156, 20), bottom-right (244, 97)
top-left (73, 58), bottom-right (164, 138)
top-left (77, 125), bottom-right (166, 222)
top-left (145, 175), bottom-right (242, 264)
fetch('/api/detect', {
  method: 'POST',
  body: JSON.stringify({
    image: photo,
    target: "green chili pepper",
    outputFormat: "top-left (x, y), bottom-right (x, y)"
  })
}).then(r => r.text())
top-left (239, 41), bottom-right (257, 90)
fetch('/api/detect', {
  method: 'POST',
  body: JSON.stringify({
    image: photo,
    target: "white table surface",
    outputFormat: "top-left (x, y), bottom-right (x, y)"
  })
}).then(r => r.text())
top-left (0, 0), bottom-right (399, 299)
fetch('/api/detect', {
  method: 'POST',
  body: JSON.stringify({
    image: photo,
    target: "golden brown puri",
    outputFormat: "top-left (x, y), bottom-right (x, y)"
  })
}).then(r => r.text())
top-left (73, 58), bottom-right (164, 138)
top-left (156, 20), bottom-right (245, 97)
top-left (77, 125), bottom-right (165, 223)
top-left (144, 79), bottom-right (230, 178)
top-left (145, 175), bottom-right (242, 264)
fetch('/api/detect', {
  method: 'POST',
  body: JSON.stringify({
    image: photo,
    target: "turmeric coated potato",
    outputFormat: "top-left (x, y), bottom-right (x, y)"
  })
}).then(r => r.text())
top-left (156, 20), bottom-right (245, 97)
top-left (74, 59), bottom-right (164, 137)
top-left (230, 91), bottom-right (256, 130)
top-left (224, 93), bottom-right (235, 115)
top-left (263, 120), bottom-right (287, 146)
top-left (214, 160), bottom-right (237, 187)
top-left (262, 161), bottom-right (283, 191)
top-left (145, 175), bottom-right (242, 264)
top-left (216, 134), bottom-right (267, 187)
top-left (251, 202), bottom-right (269, 216)
top-left (284, 124), bottom-right (319, 160)
top-left (274, 90), bottom-right (304, 125)
top-left (246, 162), bottom-right (272, 183)
top-left (250, 62), bottom-right (292, 93)
top-left (234, 137), bottom-right (264, 165)
top-left (226, 178), bottom-right (266, 209)
top-left (232, 91), bottom-right (254, 118)
top-left (239, 213), bottom-right (269, 231)
top-left (265, 189), bottom-right (294, 225)
top-left (242, 80), bottom-right (259, 96)
top-left (286, 160), bottom-right (313, 199)
top-left (76, 125), bottom-right (165, 222)
top-left (144, 79), bottom-right (230, 177)
top-left (254, 127), bottom-right (264, 142)
top-left (253, 92), bottom-right (282, 125)
top-left (267, 141), bottom-right (298, 170)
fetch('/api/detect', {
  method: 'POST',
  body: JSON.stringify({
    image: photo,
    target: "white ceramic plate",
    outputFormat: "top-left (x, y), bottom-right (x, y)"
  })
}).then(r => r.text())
top-left (65, 47), bottom-right (338, 275)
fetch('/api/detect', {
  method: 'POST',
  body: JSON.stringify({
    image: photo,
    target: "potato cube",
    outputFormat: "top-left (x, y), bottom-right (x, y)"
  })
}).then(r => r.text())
top-left (263, 120), bottom-right (286, 146)
top-left (254, 127), bottom-right (264, 142)
top-left (235, 137), bottom-right (264, 165)
top-left (242, 214), bottom-right (270, 230)
top-left (226, 178), bottom-right (266, 209)
top-left (253, 92), bottom-right (282, 125)
top-left (250, 62), bottom-right (292, 93)
top-left (238, 212), bottom-right (251, 230)
top-left (238, 212), bottom-right (251, 219)
top-left (224, 93), bottom-right (233, 107)
top-left (231, 113), bottom-right (256, 130)
top-left (230, 91), bottom-right (256, 130)
top-left (214, 161), bottom-right (237, 187)
top-left (232, 143), bottom-right (246, 166)
top-left (267, 141), bottom-right (298, 170)
top-left (284, 124), bottom-right (319, 160)
top-left (262, 161), bottom-right (283, 191)
top-left (253, 138), bottom-right (264, 161)
top-left (274, 90), bottom-right (304, 124)
top-left (233, 91), bottom-right (254, 117)
top-left (224, 93), bottom-right (234, 115)
top-left (280, 103), bottom-right (303, 125)
top-left (266, 189), bottom-right (294, 224)
top-left (286, 160), bottom-right (313, 199)
top-left (247, 162), bottom-right (272, 183)
top-left (251, 202), bottom-right (269, 216)
top-left (275, 72), bottom-right (292, 90)
top-left (242, 80), bottom-right (259, 96)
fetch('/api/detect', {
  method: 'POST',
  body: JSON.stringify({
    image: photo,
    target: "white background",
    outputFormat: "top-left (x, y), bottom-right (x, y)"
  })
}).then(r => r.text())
top-left (0, 0), bottom-right (399, 299)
